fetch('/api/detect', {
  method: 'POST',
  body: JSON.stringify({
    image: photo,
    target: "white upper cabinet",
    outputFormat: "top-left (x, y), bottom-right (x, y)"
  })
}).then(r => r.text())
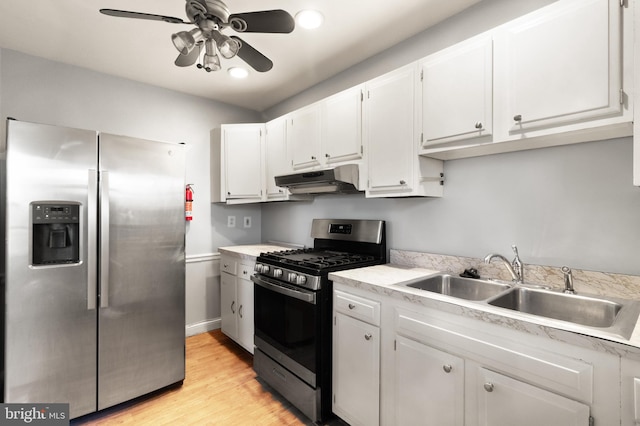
top-left (496, 0), bottom-right (622, 133)
top-left (419, 35), bottom-right (493, 150)
top-left (365, 63), bottom-right (444, 198)
top-left (322, 84), bottom-right (364, 164)
top-left (288, 103), bottom-right (322, 170)
top-left (211, 124), bottom-right (265, 204)
top-left (265, 116), bottom-right (290, 200)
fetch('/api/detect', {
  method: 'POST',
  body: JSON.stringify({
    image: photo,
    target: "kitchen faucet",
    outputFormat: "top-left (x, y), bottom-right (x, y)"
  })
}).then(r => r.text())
top-left (484, 245), bottom-right (524, 283)
top-left (562, 266), bottom-right (575, 294)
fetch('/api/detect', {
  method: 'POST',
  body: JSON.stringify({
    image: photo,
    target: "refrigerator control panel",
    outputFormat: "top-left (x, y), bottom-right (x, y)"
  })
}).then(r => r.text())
top-left (32, 203), bottom-right (80, 224)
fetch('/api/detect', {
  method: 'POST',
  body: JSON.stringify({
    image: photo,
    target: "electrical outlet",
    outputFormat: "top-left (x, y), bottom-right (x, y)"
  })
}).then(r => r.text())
top-left (227, 216), bottom-right (236, 228)
top-left (243, 216), bottom-right (252, 228)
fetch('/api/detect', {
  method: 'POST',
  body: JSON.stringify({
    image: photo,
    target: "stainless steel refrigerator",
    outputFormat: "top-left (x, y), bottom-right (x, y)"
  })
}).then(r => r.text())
top-left (1, 119), bottom-right (186, 419)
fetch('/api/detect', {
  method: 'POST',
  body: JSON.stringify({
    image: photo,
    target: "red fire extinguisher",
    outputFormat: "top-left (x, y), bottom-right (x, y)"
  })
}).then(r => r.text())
top-left (185, 184), bottom-right (194, 221)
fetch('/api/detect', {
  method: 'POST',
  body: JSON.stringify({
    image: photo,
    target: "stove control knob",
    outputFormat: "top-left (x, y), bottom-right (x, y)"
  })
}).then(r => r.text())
top-left (254, 263), bottom-right (262, 273)
top-left (296, 275), bottom-right (307, 285)
top-left (273, 269), bottom-right (283, 279)
top-left (288, 272), bottom-right (298, 283)
top-left (261, 265), bottom-right (270, 274)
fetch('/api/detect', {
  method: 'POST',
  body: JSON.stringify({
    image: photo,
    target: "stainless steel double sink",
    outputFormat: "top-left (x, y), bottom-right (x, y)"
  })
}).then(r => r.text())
top-left (395, 274), bottom-right (640, 340)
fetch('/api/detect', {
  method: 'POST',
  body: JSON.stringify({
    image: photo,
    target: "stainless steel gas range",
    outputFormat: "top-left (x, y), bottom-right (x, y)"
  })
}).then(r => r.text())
top-left (251, 219), bottom-right (386, 422)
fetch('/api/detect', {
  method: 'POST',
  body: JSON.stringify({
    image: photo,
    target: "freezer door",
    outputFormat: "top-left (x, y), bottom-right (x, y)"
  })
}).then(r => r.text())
top-left (97, 133), bottom-right (185, 410)
top-left (3, 120), bottom-right (98, 418)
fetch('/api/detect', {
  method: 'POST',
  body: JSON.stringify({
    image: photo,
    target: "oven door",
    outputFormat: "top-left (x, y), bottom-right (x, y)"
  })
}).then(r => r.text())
top-left (252, 274), bottom-right (319, 387)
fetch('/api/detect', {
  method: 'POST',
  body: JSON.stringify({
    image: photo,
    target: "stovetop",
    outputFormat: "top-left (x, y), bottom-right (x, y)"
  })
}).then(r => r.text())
top-left (259, 248), bottom-right (376, 271)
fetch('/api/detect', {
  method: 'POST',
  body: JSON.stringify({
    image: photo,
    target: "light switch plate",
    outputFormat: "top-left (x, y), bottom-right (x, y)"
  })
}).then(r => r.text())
top-left (244, 216), bottom-right (252, 228)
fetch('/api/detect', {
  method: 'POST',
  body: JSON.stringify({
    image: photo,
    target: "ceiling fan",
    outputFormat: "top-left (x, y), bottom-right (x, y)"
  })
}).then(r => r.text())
top-left (100, 0), bottom-right (295, 73)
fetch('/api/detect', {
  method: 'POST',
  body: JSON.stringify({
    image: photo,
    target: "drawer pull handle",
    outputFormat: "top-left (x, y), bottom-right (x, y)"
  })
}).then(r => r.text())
top-left (348, 303), bottom-right (356, 309)
top-left (443, 364), bottom-right (452, 373)
top-left (239, 304), bottom-right (243, 318)
top-left (231, 301), bottom-right (235, 314)
top-left (484, 382), bottom-right (494, 392)
top-left (364, 333), bottom-right (372, 341)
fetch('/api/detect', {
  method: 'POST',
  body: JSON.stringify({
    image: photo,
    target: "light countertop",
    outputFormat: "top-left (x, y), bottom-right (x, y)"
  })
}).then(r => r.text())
top-left (218, 244), bottom-right (292, 261)
top-left (329, 264), bottom-right (640, 358)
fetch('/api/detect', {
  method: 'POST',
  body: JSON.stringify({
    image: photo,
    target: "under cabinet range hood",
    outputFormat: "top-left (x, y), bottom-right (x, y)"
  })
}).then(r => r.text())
top-left (275, 164), bottom-right (361, 194)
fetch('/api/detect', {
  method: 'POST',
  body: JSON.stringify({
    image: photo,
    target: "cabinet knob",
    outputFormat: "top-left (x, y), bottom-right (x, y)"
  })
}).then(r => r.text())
top-left (243, 270), bottom-right (247, 275)
top-left (513, 114), bottom-right (522, 122)
top-left (399, 180), bottom-right (406, 185)
top-left (348, 303), bottom-right (356, 310)
top-left (311, 156), bottom-right (316, 160)
top-left (443, 365), bottom-right (452, 373)
top-left (325, 153), bottom-right (330, 158)
top-left (484, 382), bottom-right (494, 392)
top-left (475, 122), bottom-right (483, 129)
top-left (364, 333), bottom-right (372, 341)
top-left (227, 191), bottom-right (231, 195)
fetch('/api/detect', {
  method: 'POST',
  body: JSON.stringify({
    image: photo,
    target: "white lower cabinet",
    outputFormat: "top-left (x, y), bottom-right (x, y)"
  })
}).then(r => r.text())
top-left (332, 289), bottom-right (381, 426)
top-left (475, 367), bottom-right (589, 426)
top-left (394, 335), bottom-right (464, 426)
top-left (332, 283), bottom-right (622, 426)
top-left (220, 255), bottom-right (255, 353)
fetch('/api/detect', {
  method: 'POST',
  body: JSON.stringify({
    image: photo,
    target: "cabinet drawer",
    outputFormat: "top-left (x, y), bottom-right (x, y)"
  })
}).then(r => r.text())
top-left (335, 290), bottom-right (381, 326)
top-left (239, 264), bottom-right (253, 280)
top-left (221, 256), bottom-right (237, 275)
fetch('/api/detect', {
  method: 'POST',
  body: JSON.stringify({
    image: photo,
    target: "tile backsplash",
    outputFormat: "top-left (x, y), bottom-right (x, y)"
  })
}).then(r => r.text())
top-left (390, 249), bottom-right (640, 301)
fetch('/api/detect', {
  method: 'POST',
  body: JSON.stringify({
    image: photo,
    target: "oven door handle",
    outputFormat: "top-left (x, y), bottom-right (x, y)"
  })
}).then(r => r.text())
top-left (251, 275), bottom-right (317, 304)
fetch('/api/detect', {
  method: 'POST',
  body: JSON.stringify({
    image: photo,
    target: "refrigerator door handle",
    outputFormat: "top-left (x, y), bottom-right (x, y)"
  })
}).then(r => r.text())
top-left (100, 170), bottom-right (110, 308)
top-left (87, 170), bottom-right (98, 310)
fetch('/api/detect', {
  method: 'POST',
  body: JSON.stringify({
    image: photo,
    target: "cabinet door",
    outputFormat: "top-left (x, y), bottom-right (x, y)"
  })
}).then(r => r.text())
top-left (223, 124), bottom-right (263, 200)
top-left (500, 0), bottom-right (621, 132)
top-left (333, 312), bottom-right (380, 426)
top-left (289, 104), bottom-right (322, 169)
top-left (220, 272), bottom-right (238, 340)
top-left (476, 368), bottom-right (590, 426)
top-left (322, 85), bottom-right (364, 164)
top-left (265, 117), bottom-right (290, 199)
top-left (394, 336), bottom-right (464, 426)
top-left (420, 36), bottom-right (492, 147)
top-left (237, 274), bottom-right (254, 354)
top-left (365, 64), bottom-right (417, 194)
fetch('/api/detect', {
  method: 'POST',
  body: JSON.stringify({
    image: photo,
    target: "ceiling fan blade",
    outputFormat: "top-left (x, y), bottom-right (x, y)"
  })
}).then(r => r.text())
top-left (175, 45), bottom-right (201, 67)
top-left (99, 9), bottom-right (188, 24)
top-left (228, 10), bottom-right (295, 33)
top-left (231, 37), bottom-right (273, 72)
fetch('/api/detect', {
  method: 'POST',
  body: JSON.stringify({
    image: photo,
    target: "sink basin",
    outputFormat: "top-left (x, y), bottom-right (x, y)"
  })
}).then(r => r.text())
top-left (488, 287), bottom-right (632, 329)
top-left (399, 274), bottom-right (511, 301)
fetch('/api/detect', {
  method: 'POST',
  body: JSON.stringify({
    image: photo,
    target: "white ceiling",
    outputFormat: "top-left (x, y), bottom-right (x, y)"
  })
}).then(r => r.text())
top-left (0, 0), bottom-right (482, 111)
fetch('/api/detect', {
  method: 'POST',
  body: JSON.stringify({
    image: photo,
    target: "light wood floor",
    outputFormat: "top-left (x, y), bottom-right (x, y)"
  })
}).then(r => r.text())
top-left (71, 330), bottom-right (316, 426)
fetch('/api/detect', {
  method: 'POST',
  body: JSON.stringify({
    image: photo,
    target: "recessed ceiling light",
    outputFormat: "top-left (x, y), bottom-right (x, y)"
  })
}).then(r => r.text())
top-left (296, 10), bottom-right (324, 30)
top-left (228, 67), bottom-right (249, 79)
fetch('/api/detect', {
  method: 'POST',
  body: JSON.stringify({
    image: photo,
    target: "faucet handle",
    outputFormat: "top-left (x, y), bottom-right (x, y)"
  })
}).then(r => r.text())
top-left (511, 245), bottom-right (519, 257)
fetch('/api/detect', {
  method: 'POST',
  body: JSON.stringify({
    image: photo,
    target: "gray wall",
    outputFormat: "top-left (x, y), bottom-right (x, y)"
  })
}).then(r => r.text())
top-left (0, 48), bottom-right (261, 254)
top-left (260, 0), bottom-right (640, 277)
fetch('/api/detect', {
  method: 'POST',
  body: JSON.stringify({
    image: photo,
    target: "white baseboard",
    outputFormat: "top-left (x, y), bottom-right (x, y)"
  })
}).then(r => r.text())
top-left (186, 318), bottom-right (221, 337)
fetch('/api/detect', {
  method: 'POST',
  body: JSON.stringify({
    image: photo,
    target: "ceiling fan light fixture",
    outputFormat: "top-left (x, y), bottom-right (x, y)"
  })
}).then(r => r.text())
top-left (211, 30), bottom-right (240, 59)
top-left (203, 39), bottom-right (222, 72)
top-left (228, 67), bottom-right (249, 79)
top-left (295, 10), bottom-right (323, 30)
top-left (171, 28), bottom-right (203, 55)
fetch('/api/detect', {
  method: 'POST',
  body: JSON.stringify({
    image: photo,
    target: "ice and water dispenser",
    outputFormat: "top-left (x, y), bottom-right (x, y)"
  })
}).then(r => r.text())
top-left (31, 202), bottom-right (80, 265)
